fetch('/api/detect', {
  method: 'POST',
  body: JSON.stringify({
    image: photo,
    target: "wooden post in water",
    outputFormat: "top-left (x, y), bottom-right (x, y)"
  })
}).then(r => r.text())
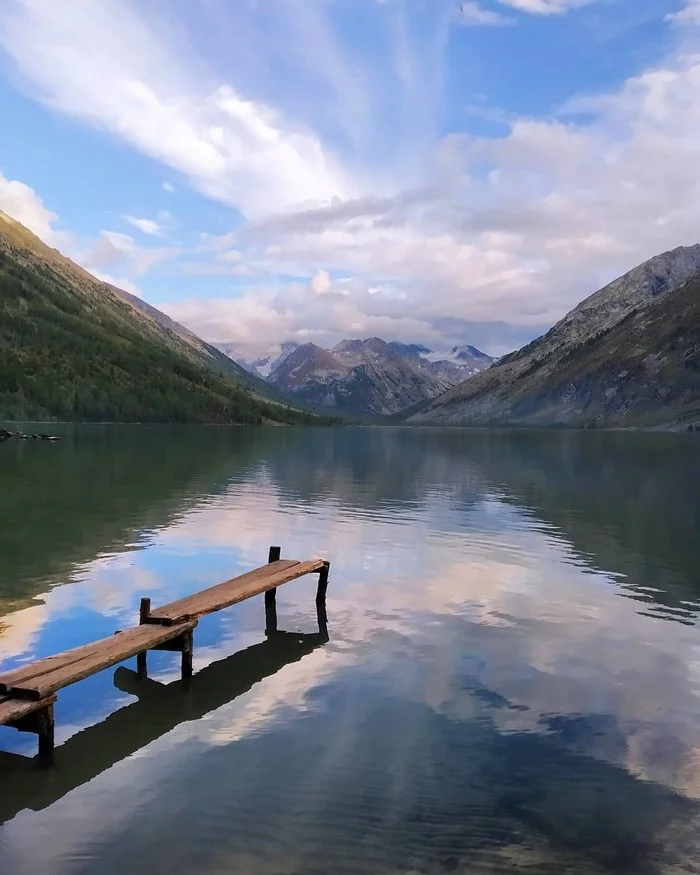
top-left (139, 598), bottom-right (152, 624)
top-left (10, 700), bottom-right (56, 767)
top-left (316, 561), bottom-right (331, 603)
top-left (265, 597), bottom-right (278, 637)
top-left (265, 546), bottom-right (281, 614)
top-left (137, 598), bottom-right (151, 678)
top-left (181, 628), bottom-right (194, 685)
top-left (316, 598), bottom-right (329, 641)
top-left (37, 703), bottom-right (55, 768)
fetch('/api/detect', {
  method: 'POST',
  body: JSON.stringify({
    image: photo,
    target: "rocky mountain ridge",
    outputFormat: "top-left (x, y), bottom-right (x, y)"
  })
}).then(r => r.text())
top-left (219, 337), bottom-right (493, 417)
top-left (267, 339), bottom-right (449, 416)
top-left (410, 244), bottom-right (700, 428)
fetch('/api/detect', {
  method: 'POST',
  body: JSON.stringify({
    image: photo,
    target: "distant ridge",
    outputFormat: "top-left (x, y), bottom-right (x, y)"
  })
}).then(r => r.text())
top-left (219, 337), bottom-right (493, 417)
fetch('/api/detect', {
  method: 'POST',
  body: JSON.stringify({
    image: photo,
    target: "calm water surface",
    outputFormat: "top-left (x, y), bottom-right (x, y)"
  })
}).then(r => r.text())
top-left (1, 426), bottom-right (700, 874)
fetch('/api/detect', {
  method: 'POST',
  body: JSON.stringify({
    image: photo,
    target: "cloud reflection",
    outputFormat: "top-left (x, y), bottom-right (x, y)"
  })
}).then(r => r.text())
top-left (2, 428), bottom-right (700, 874)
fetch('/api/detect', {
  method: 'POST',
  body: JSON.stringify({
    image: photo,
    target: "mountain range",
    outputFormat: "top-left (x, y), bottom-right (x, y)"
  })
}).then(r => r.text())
top-left (0, 211), bottom-right (328, 425)
top-left (220, 338), bottom-right (494, 417)
top-left (410, 244), bottom-right (700, 429)
top-left (3, 203), bottom-right (699, 429)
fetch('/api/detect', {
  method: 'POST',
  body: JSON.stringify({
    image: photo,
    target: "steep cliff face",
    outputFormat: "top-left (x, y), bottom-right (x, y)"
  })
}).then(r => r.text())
top-left (411, 244), bottom-right (700, 428)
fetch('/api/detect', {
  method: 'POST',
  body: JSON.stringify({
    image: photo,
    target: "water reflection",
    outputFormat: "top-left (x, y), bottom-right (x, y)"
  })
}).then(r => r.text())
top-left (1, 427), bottom-right (700, 874)
top-left (2, 427), bottom-right (698, 620)
top-left (0, 426), bottom-right (257, 614)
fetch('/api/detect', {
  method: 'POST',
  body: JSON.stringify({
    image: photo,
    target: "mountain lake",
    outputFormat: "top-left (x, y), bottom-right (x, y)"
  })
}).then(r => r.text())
top-left (1, 425), bottom-right (699, 875)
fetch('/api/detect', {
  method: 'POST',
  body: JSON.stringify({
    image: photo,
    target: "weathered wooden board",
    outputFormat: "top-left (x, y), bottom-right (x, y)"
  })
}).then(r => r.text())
top-left (145, 558), bottom-right (325, 625)
top-left (0, 695), bottom-right (57, 726)
top-left (0, 636), bottom-right (125, 694)
top-left (8, 621), bottom-right (197, 701)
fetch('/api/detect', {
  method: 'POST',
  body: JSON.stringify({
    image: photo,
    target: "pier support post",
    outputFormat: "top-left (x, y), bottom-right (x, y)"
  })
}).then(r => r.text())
top-left (150, 629), bottom-right (196, 686)
top-left (37, 704), bottom-right (55, 768)
top-left (316, 562), bottom-right (331, 603)
top-left (181, 629), bottom-right (194, 684)
top-left (265, 546), bottom-right (281, 616)
top-left (137, 598), bottom-right (151, 678)
top-left (137, 651), bottom-right (147, 679)
top-left (265, 597), bottom-right (278, 637)
top-left (10, 701), bottom-right (55, 768)
top-left (139, 597), bottom-right (151, 625)
top-left (316, 599), bottom-right (329, 642)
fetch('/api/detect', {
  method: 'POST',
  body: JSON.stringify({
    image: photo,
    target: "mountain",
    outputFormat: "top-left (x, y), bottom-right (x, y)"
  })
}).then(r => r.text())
top-left (267, 338), bottom-right (460, 416)
top-left (0, 211), bottom-right (327, 425)
top-left (220, 336), bottom-right (493, 417)
top-left (391, 342), bottom-right (495, 383)
top-left (410, 244), bottom-right (700, 428)
top-left (218, 341), bottom-right (299, 379)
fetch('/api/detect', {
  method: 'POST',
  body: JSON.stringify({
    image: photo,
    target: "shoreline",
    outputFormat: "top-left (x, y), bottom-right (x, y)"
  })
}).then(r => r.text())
top-left (1, 419), bottom-right (697, 434)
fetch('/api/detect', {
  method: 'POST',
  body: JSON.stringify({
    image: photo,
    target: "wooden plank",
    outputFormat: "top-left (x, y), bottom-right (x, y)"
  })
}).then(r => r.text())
top-left (145, 558), bottom-right (324, 625)
top-left (0, 695), bottom-right (57, 726)
top-left (0, 635), bottom-right (125, 694)
top-left (144, 559), bottom-right (299, 624)
top-left (8, 621), bottom-right (197, 701)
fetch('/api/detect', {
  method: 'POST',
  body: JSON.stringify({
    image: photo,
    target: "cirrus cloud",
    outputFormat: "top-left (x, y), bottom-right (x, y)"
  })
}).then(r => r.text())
top-left (456, 2), bottom-right (515, 26)
top-left (1, 0), bottom-right (698, 356)
top-left (0, 0), bottom-right (352, 219)
top-left (495, 0), bottom-right (596, 14)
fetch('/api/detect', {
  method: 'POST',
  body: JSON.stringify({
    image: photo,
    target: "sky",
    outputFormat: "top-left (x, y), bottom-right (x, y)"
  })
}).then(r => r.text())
top-left (0, 0), bottom-right (699, 356)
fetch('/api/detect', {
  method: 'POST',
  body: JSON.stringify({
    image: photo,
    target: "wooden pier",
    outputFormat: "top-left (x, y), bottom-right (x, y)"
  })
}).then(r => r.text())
top-left (0, 598), bottom-right (328, 824)
top-left (0, 547), bottom-right (330, 766)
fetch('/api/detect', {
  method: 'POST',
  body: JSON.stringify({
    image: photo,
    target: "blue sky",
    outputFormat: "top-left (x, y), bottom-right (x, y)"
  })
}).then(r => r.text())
top-left (0, 0), bottom-right (699, 355)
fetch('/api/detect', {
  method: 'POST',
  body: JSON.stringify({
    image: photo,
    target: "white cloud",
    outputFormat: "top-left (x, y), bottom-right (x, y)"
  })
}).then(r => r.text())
top-left (0, 0), bottom-right (351, 219)
top-left (0, 171), bottom-right (69, 247)
top-left (666, 0), bottom-right (700, 25)
top-left (166, 45), bottom-right (700, 353)
top-left (123, 215), bottom-right (164, 236)
top-left (84, 229), bottom-right (135, 267)
top-left (311, 268), bottom-right (332, 295)
top-left (456, 2), bottom-right (515, 26)
top-left (82, 229), bottom-right (177, 277)
top-left (495, 0), bottom-right (595, 14)
top-left (0, 170), bottom-right (173, 288)
top-left (217, 248), bottom-right (242, 263)
top-left (162, 180), bottom-right (175, 193)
